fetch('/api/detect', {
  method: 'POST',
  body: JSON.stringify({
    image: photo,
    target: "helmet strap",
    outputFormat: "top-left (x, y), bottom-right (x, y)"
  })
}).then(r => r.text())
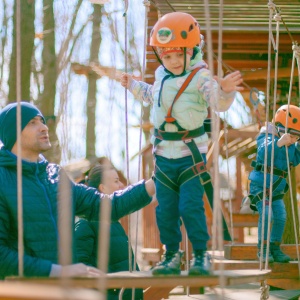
top-left (152, 46), bottom-right (163, 66)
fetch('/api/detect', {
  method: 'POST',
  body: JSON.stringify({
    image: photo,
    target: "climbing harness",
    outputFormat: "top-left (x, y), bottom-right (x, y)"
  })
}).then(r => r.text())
top-left (247, 160), bottom-right (289, 211)
top-left (153, 67), bottom-right (231, 241)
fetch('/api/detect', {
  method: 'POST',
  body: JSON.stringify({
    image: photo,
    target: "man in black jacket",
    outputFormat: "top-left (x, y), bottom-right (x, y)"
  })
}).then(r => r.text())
top-left (0, 101), bottom-right (154, 279)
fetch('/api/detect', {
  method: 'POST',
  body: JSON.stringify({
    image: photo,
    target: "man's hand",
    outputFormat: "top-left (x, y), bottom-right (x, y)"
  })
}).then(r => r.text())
top-left (60, 263), bottom-right (103, 277)
top-left (218, 70), bottom-right (244, 93)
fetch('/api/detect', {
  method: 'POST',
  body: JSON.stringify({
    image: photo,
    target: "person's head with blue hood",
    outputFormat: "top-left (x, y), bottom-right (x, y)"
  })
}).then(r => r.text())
top-left (0, 101), bottom-right (51, 161)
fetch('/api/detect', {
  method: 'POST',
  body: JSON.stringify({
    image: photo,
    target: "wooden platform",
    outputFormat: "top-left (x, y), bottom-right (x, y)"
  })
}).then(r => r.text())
top-left (167, 286), bottom-right (300, 300)
top-left (5, 270), bottom-right (273, 300)
top-left (0, 281), bottom-right (101, 300)
top-left (7, 269), bottom-right (270, 289)
top-left (231, 213), bottom-right (258, 228)
top-left (212, 260), bottom-right (300, 280)
top-left (224, 244), bottom-right (300, 260)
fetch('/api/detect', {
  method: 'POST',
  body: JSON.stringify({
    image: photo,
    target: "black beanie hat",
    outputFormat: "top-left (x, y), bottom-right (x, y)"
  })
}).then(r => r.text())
top-left (0, 102), bottom-right (45, 150)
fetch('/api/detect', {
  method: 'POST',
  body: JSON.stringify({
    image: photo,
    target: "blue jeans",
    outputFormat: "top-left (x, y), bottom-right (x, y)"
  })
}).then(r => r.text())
top-left (256, 199), bottom-right (287, 243)
top-left (154, 155), bottom-right (210, 251)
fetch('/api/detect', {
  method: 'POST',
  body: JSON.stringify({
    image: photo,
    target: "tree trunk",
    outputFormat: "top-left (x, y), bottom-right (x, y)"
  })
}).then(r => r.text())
top-left (8, 0), bottom-right (35, 102)
top-left (283, 167), bottom-right (299, 244)
top-left (38, 0), bottom-right (60, 163)
top-left (86, 5), bottom-right (102, 160)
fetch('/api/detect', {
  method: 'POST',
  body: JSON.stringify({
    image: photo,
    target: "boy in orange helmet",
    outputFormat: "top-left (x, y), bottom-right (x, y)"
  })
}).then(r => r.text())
top-left (248, 104), bottom-right (300, 263)
top-left (121, 12), bottom-right (243, 276)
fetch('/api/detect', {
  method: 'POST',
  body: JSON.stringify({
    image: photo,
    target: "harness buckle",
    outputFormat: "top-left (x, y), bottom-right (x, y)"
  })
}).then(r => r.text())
top-left (200, 176), bottom-right (211, 186)
top-left (199, 170), bottom-right (211, 185)
top-left (165, 116), bottom-right (176, 123)
top-left (194, 162), bottom-right (206, 173)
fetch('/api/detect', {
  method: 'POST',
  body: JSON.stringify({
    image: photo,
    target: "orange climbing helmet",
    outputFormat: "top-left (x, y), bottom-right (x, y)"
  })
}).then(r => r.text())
top-left (150, 12), bottom-right (201, 48)
top-left (274, 104), bottom-right (300, 135)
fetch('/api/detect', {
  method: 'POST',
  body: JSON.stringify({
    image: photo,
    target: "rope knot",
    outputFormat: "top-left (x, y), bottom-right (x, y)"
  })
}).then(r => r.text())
top-left (273, 13), bottom-right (281, 22)
top-left (267, 1), bottom-right (276, 12)
top-left (260, 281), bottom-right (270, 300)
top-left (292, 44), bottom-right (300, 59)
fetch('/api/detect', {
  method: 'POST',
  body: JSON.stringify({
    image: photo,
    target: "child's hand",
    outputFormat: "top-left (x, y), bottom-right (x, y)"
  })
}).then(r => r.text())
top-left (277, 133), bottom-right (298, 147)
top-left (219, 71), bottom-right (244, 93)
top-left (120, 73), bottom-right (133, 89)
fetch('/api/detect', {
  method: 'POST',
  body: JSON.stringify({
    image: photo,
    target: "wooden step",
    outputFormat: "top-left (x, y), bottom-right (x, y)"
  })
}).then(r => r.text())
top-left (212, 259), bottom-right (300, 280)
top-left (0, 281), bottom-right (100, 300)
top-left (166, 287), bottom-right (300, 300)
top-left (224, 244), bottom-right (300, 260)
top-left (7, 269), bottom-right (270, 289)
top-left (141, 247), bottom-right (161, 264)
top-left (231, 214), bottom-right (258, 227)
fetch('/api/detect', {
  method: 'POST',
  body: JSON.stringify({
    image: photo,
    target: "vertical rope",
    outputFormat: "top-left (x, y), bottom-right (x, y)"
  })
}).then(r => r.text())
top-left (185, 233), bottom-right (190, 296)
top-left (122, 0), bottom-right (132, 276)
top-left (16, 0), bottom-right (24, 278)
top-left (258, 0), bottom-right (275, 271)
top-left (224, 116), bottom-right (234, 243)
top-left (97, 195), bottom-right (111, 299)
top-left (216, 0), bottom-right (226, 294)
top-left (203, 0), bottom-right (225, 291)
top-left (131, 0), bottom-right (150, 286)
top-left (217, 0), bottom-right (224, 249)
top-left (58, 169), bottom-right (72, 290)
top-left (284, 45), bottom-right (300, 275)
top-left (295, 45), bottom-right (300, 107)
top-left (204, 0), bottom-right (216, 251)
top-left (264, 6), bottom-right (281, 271)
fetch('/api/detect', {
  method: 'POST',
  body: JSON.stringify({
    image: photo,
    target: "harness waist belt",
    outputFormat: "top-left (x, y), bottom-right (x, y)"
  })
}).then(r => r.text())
top-left (251, 161), bottom-right (287, 178)
top-left (154, 126), bottom-right (205, 141)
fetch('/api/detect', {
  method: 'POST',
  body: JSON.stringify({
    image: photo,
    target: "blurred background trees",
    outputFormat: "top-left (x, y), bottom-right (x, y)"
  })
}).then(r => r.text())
top-left (0, 0), bottom-right (146, 171)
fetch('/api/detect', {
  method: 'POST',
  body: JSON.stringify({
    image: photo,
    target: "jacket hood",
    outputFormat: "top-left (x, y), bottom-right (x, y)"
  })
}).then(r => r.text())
top-left (0, 146), bottom-right (48, 174)
top-left (260, 122), bottom-right (279, 137)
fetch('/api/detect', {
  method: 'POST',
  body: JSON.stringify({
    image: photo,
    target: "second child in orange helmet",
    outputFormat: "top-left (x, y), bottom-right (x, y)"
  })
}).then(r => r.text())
top-left (247, 104), bottom-right (300, 263)
top-left (121, 12), bottom-right (243, 276)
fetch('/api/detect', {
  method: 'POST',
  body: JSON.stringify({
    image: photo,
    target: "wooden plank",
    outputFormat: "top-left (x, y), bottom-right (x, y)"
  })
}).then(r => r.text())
top-left (141, 247), bottom-right (161, 264)
top-left (231, 214), bottom-right (258, 227)
top-left (212, 260), bottom-right (300, 279)
top-left (7, 269), bottom-right (270, 289)
top-left (144, 286), bottom-right (171, 300)
top-left (266, 279), bottom-right (300, 290)
top-left (167, 288), bottom-right (300, 300)
top-left (243, 67), bottom-right (298, 80)
top-left (224, 244), bottom-right (300, 260)
top-left (0, 281), bottom-right (100, 300)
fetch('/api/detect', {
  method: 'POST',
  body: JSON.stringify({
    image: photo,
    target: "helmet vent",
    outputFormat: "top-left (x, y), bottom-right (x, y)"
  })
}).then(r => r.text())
top-left (181, 31), bottom-right (187, 39)
top-left (189, 24), bottom-right (194, 32)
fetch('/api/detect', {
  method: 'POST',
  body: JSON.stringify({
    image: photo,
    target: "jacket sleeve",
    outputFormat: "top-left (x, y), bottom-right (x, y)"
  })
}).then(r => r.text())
top-left (128, 80), bottom-right (154, 105)
top-left (74, 219), bottom-right (95, 266)
top-left (290, 142), bottom-right (300, 166)
top-left (256, 134), bottom-right (285, 163)
top-left (74, 179), bottom-right (152, 222)
top-left (197, 68), bottom-right (236, 112)
top-left (0, 197), bottom-right (52, 279)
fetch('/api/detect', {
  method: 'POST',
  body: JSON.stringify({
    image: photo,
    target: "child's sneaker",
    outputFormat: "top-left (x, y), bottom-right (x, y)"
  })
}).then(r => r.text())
top-left (257, 244), bottom-right (274, 263)
top-left (188, 250), bottom-right (212, 276)
top-left (152, 250), bottom-right (183, 275)
top-left (270, 242), bottom-right (291, 263)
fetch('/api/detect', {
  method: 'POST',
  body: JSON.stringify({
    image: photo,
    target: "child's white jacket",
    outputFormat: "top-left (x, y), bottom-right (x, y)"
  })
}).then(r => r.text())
top-left (129, 61), bottom-right (236, 159)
